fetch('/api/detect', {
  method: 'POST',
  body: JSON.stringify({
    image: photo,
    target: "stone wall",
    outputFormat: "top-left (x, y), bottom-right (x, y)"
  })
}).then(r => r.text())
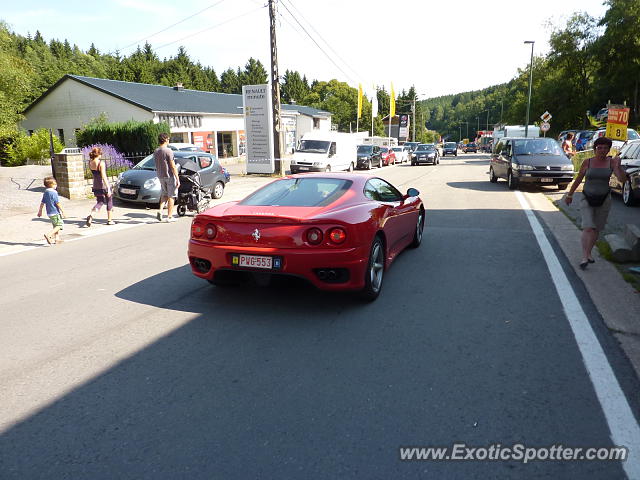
top-left (52, 153), bottom-right (86, 199)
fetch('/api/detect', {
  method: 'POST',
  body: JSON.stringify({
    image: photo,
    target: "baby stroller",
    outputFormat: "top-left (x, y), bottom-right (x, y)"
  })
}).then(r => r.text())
top-left (176, 159), bottom-right (212, 216)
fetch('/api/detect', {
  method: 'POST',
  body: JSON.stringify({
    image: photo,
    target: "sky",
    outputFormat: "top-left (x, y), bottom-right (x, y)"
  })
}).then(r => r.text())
top-left (2, 0), bottom-right (610, 100)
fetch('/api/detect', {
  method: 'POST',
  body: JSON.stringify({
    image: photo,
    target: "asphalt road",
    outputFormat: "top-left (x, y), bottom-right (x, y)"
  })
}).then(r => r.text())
top-left (0, 154), bottom-right (638, 479)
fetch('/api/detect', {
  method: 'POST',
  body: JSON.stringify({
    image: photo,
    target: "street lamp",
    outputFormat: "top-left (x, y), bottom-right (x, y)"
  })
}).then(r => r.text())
top-left (524, 40), bottom-right (535, 137)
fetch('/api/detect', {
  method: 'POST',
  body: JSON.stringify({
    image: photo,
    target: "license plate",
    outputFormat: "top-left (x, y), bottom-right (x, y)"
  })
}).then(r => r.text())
top-left (120, 187), bottom-right (136, 195)
top-left (298, 167), bottom-right (309, 171)
top-left (540, 178), bottom-right (553, 183)
top-left (233, 254), bottom-right (280, 270)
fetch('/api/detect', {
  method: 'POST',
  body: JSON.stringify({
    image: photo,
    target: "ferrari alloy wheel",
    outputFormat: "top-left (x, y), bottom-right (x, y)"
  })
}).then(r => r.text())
top-left (361, 236), bottom-right (384, 301)
top-left (410, 209), bottom-right (425, 248)
top-left (177, 204), bottom-right (187, 217)
top-left (489, 167), bottom-right (497, 183)
top-left (213, 181), bottom-right (225, 199)
top-left (623, 180), bottom-right (637, 206)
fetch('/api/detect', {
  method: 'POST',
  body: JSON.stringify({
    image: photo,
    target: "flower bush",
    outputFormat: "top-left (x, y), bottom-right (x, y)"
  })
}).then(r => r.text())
top-left (81, 143), bottom-right (133, 178)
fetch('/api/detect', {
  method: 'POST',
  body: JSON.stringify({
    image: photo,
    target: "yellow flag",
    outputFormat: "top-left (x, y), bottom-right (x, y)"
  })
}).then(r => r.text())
top-left (357, 84), bottom-right (363, 119)
top-left (390, 82), bottom-right (396, 117)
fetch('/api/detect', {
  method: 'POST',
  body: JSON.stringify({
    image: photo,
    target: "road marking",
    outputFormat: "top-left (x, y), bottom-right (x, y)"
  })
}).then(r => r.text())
top-left (516, 190), bottom-right (640, 479)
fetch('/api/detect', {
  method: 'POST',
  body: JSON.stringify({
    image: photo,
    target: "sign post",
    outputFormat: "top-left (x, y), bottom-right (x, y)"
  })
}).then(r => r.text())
top-left (242, 84), bottom-right (275, 174)
top-left (540, 112), bottom-right (552, 137)
top-left (605, 106), bottom-right (630, 143)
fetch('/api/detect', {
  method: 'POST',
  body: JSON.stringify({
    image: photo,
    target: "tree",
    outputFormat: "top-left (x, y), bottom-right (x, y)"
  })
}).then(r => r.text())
top-left (239, 57), bottom-right (268, 86)
top-left (220, 68), bottom-right (240, 94)
top-left (281, 70), bottom-right (309, 104)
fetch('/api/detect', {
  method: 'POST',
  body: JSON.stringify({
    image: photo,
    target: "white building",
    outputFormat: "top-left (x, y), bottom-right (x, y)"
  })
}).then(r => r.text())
top-left (22, 75), bottom-right (332, 157)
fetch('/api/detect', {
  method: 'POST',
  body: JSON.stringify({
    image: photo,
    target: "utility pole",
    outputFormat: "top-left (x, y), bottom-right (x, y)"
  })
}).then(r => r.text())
top-left (412, 95), bottom-right (416, 141)
top-left (268, 0), bottom-right (284, 175)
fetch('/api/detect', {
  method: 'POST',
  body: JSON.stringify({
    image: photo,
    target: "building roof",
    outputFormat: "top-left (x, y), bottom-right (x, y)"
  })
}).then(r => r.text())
top-left (24, 75), bottom-right (332, 118)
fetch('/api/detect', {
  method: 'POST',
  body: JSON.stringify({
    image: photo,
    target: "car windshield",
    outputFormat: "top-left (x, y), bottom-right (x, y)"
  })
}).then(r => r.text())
top-left (628, 130), bottom-right (640, 140)
top-left (513, 138), bottom-right (563, 155)
top-left (380, 147), bottom-right (389, 153)
top-left (445, 143), bottom-right (456, 148)
top-left (240, 178), bottom-right (353, 207)
top-left (298, 140), bottom-right (330, 153)
top-left (392, 147), bottom-right (402, 152)
top-left (416, 145), bottom-right (434, 152)
top-left (357, 145), bottom-right (373, 154)
top-left (133, 154), bottom-right (156, 170)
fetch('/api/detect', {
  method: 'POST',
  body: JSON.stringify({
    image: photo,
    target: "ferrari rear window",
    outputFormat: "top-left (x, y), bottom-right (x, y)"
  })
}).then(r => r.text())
top-left (240, 178), bottom-right (352, 207)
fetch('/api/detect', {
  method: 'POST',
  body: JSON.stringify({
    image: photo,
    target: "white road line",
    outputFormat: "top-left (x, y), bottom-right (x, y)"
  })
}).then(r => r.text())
top-left (516, 191), bottom-right (640, 479)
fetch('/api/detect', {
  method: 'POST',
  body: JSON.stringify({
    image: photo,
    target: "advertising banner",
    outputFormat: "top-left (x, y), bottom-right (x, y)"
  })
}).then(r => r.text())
top-left (192, 131), bottom-right (215, 153)
top-left (242, 84), bottom-right (275, 174)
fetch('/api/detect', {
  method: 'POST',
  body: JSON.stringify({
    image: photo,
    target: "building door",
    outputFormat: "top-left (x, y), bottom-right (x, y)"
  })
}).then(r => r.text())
top-left (217, 132), bottom-right (234, 158)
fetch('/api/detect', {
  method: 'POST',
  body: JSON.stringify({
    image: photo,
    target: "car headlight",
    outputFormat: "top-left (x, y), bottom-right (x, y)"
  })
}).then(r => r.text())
top-left (513, 163), bottom-right (534, 171)
top-left (561, 165), bottom-right (574, 171)
top-left (144, 177), bottom-right (159, 189)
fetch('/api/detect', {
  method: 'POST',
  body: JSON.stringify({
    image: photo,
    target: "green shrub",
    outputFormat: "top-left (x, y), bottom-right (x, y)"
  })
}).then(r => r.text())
top-left (76, 118), bottom-right (170, 154)
top-left (5, 129), bottom-right (63, 166)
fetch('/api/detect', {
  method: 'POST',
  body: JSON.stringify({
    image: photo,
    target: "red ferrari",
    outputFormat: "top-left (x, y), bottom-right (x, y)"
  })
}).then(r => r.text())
top-left (188, 173), bottom-right (424, 300)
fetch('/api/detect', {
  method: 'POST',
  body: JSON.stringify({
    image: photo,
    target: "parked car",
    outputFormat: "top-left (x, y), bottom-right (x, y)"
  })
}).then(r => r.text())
top-left (391, 146), bottom-right (408, 163)
top-left (610, 139), bottom-right (640, 206)
top-left (442, 142), bottom-right (458, 157)
top-left (115, 151), bottom-right (228, 205)
top-left (462, 142), bottom-right (478, 153)
top-left (379, 146), bottom-right (397, 166)
top-left (188, 173), bottom-right (425, 301)
top-left (575, 130), bottom-right (595, 151)
top-left (411, 144), bottom-right (439, 165)
top-left (585, 128), bottom-right (640, 151)
top-left (168, 143), bottom-right (204, 152)
top-left (489, 137), bottom-right (574, 190)
top-left (356, 144), bottom-right (382, 169)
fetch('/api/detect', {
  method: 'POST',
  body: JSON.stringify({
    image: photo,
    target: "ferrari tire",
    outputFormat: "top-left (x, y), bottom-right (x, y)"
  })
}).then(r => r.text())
top-left (410, 209), bottom-right (425, 248)
top-left (360, 236), bottom-right (385, 302)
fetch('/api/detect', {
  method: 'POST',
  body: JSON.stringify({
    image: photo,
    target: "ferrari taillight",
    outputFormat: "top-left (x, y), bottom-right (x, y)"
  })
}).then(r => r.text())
top-left (306, 227), bottom-right (323, 245)
top-left (205, 223), bottom-right (217, 240)
top-left (192, 222), bottom-right (204, 238)
top-left (328, 227), bottom-right (346, 244)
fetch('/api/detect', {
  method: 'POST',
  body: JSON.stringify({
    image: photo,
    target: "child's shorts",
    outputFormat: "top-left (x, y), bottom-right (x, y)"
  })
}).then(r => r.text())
top-left (49, 214), bottom-right (64, 229)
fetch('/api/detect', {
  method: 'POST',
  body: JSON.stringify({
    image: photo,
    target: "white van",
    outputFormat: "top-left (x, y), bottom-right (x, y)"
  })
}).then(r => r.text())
top-left (290, 132), bottom-right (364, 173)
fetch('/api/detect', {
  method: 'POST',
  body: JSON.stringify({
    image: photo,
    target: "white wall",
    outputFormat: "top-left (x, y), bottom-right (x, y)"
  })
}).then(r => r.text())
top-left (21, 78), bottom-right (153, 146)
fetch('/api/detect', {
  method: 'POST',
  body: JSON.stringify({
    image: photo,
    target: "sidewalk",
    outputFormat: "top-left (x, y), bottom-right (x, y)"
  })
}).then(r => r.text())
top-left (0, 160), bottom-right (271, 256)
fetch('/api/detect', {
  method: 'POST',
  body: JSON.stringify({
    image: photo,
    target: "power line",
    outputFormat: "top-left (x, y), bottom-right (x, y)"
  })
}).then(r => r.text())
top-left (111, 0), bottom-right (228, 55)
top-left (277, 0), bottom-right (356, 85)
top-left (154, 6), bottom-right (265, 51)
top-left (279, 0), bottom-right (363, 82)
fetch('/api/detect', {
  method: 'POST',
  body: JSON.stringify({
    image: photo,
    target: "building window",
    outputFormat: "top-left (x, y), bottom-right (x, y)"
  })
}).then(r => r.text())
top-left (313, 118), bottom-right (320, 129)
top-left (57, 129), bottom-right (65, 145)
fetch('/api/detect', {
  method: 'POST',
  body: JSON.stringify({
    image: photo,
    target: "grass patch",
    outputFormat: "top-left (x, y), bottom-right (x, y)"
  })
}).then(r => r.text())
top-left (596, 239), bottom-right (614, 261)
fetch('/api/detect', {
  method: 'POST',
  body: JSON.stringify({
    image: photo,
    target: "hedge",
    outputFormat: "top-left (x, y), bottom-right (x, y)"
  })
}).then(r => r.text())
top-left (76, 119), bottom-right (170, 154)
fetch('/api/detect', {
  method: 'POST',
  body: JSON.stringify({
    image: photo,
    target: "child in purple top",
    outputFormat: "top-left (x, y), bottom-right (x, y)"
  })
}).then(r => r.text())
top-left (37, 176), bottom-right (66, 245)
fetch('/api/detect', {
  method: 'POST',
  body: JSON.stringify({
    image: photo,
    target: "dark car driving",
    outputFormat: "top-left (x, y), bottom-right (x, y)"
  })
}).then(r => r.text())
top-left (115, 151), bottom-right (228, 205)
top-left (411, 144), bottom-right (439, 165)
top-left (356, 145), bottom-right (382, 169)
top-left (489, 137), bottom-right (574, 190)
top-left (442, 142), bottom-right (458, 156)
top-left (463, 142), bottom-right (478, 153)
